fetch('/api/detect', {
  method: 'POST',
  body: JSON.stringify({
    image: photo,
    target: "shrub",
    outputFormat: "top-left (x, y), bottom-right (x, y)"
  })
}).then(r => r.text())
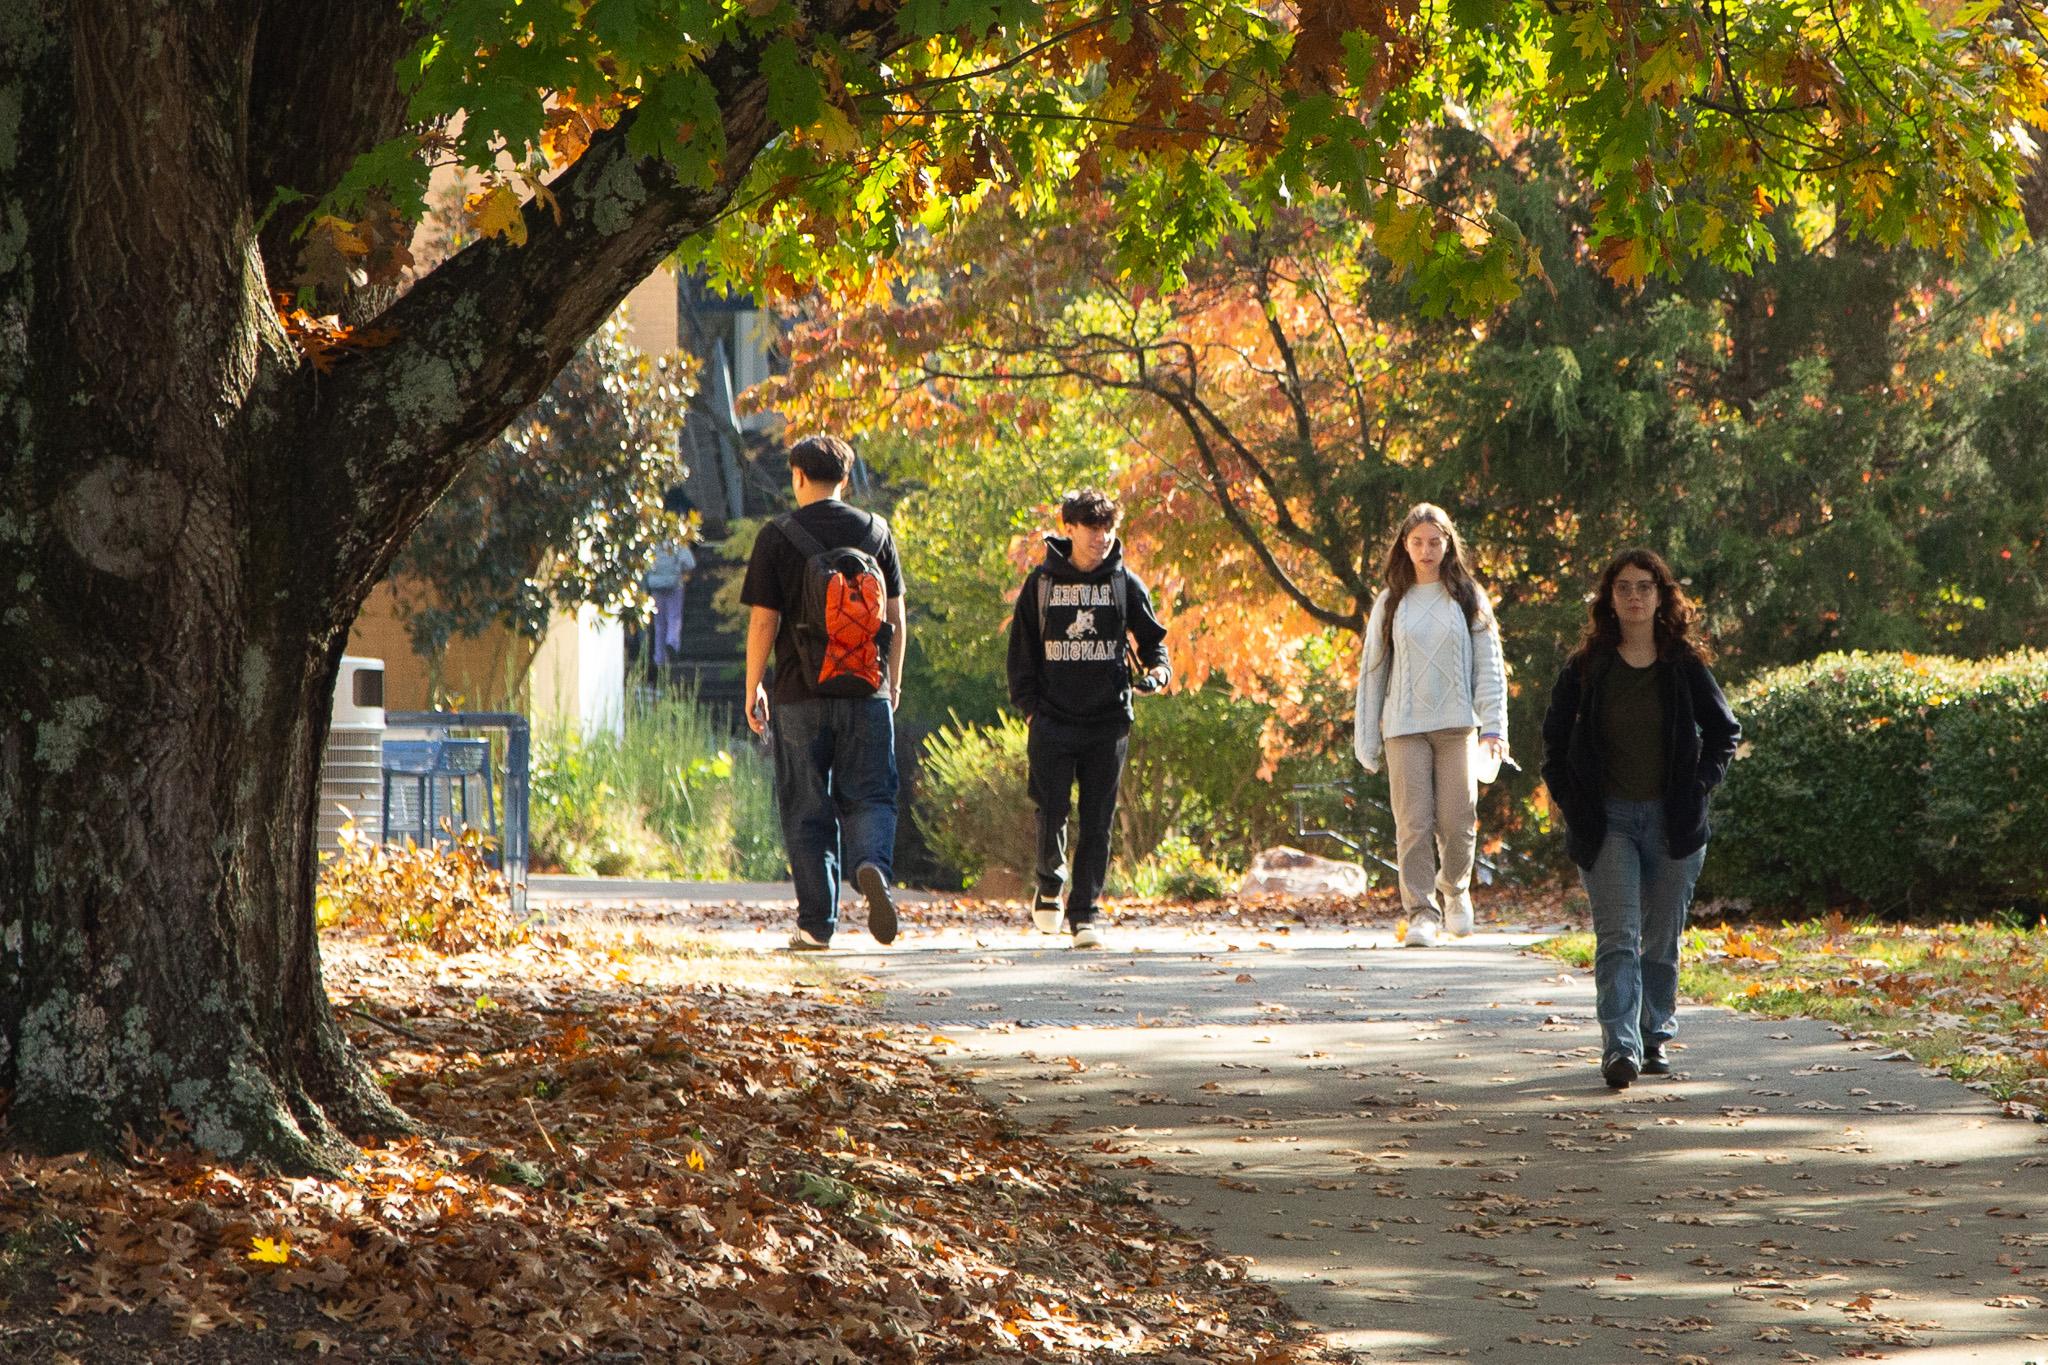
top-left (1119, 689), bottom-right (1279, 862)
top-left (1110, 833), bottom-right (1238, 901)
top-left (914, 713), bottom-right (1033, 887)
top-left (914, 691), bottom-right (1277, 888)
top-left (1709, 650), bottom-right (2048, 912)
top-left (1920, 653), bottom-right (2048, 903)
top-left (317, 822), bottom-right (528, 953)
top-left (530, 688), bottom-right (783, 880)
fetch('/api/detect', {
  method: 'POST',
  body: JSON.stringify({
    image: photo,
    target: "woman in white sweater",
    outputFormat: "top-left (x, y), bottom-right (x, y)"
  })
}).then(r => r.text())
top-left (1353, 504), bottom-right (1509, 946)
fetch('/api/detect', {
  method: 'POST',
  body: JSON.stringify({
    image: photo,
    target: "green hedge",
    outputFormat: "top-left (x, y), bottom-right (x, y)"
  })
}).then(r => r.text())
top-left (1710, 651), bottom-right (2048, 911)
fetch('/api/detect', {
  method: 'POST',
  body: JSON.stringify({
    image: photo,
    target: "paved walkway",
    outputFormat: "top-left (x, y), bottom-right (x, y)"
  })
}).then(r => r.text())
top-left (546, 885), bottom-right (2048, 1362)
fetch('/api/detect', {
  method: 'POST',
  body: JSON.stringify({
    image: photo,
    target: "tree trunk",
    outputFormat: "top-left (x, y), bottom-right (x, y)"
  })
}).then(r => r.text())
top-left (0, 1), bottom-right (412, 1170)
top-left (0, 0), bottom-right (875, 1167)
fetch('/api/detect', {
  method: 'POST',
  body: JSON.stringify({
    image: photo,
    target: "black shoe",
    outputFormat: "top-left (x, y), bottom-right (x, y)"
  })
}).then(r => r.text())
top-left (1602, 1051), bottom-right (1640, 1089)
top-left (1642, 1045), bottom-right (1672, 1075)
top-left (856, 863), bottom-right (898, 946)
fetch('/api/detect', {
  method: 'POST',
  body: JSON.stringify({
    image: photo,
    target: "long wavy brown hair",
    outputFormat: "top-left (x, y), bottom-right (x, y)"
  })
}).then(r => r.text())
top-left (1566, 548), bottom-right (1713, 672)
top-left (1377, 503), bottom-right (1487, 655)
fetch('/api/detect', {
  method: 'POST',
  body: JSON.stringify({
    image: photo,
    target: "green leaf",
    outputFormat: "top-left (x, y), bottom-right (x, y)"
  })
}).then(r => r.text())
top-left (763, 36), bottom-right (823, 130)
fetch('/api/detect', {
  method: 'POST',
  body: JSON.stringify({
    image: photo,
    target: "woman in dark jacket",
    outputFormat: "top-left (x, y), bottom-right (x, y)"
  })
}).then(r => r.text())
top-left (1540, 550), bottom-right (1741, 1090)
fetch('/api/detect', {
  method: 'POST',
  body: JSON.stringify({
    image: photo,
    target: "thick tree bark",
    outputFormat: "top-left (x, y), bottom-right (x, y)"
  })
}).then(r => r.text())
top-left (0, 0), bottom-right (898, 1168)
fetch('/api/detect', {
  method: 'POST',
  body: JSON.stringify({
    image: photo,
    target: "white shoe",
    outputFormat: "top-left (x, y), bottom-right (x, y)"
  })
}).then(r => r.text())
top-left (1031, 894), bottom-right (1064, 935)
top-left (1405, 917), bottom-right (1439, 948)
top-left (1444, 906), bottom-right (1474, 937)
top-left (1070, 924), bottom-right (1103, 949)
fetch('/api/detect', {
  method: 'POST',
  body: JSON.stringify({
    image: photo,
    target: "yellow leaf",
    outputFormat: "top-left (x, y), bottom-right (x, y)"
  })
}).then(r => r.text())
top-left (685, 1148), bottom-right (706, 1172)
top-left (811, 101), bottom-right (861, 155)
top-left (248, 1235), bottom-right (291, 1265)
top-left (1639, 41), bottom-right (1696, 104)
top-left (466, 183), bottom-right (527, 245)
top-left (1569, 9), bottom-right (1612, 59)
top-left (518, 172), bottom-right (564, 226)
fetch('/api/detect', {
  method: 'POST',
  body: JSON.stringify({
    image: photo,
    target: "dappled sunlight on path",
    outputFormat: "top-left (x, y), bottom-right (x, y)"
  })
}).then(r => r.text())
top-left (864, 915), bottom-right (2048, 1363)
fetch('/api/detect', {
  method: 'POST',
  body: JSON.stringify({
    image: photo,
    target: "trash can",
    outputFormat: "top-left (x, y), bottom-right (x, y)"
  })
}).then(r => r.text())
top-left (319, 656), bottom-right (385, 856)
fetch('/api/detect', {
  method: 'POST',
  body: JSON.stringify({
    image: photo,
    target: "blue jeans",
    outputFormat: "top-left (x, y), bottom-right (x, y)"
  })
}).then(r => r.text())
top-left (1579, 798), bottom-right (1705, 1063)
top-left (770, 698), bottom-right (899, 939)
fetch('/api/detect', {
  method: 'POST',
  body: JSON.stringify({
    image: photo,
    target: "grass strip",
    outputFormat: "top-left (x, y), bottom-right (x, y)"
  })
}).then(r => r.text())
top-left (1535, 911), bottom-right (2048, 1115)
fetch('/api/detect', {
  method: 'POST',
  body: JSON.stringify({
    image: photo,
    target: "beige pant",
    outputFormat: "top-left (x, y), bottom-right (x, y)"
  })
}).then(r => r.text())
top-left (1383, 727), bottom-right (1477, 930)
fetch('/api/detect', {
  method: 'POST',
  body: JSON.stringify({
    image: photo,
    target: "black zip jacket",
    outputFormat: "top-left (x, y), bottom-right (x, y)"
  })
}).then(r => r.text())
top-left (1006, 537), bottom-right (1170, 727)
top-left (1539, 648), bottom-right (1742, 871)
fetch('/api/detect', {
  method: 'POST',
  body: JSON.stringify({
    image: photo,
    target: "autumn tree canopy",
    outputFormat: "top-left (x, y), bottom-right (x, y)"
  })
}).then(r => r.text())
top-left (0, 0), bottom-right (2039, 1169)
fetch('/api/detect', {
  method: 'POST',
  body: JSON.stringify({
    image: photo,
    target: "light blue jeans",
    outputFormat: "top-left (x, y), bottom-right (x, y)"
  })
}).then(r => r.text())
top-left (1580, 798), bottom-right (1705, 1063)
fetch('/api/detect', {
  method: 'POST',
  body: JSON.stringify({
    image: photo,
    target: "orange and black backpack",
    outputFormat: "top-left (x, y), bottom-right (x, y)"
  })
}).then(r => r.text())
top-left (774, 512), bottom-right (893, 697)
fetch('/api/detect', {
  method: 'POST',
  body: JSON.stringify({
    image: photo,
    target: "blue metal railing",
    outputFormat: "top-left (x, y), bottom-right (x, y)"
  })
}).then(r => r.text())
top-left (383, 711), bottom-right (530, 917)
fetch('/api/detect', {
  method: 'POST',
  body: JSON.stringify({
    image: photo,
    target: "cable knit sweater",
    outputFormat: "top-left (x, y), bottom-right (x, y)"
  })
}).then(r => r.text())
top-left (1352, 582), bottom-right (1509, 773)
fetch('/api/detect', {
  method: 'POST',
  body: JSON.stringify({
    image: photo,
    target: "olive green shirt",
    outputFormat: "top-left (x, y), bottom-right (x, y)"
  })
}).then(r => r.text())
top-left (1600, 658), bottom-right (1667, 801)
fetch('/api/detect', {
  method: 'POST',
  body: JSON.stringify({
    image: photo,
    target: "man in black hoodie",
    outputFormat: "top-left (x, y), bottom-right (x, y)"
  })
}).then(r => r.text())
top-left (1006, 489), bottom-right (1170, 948)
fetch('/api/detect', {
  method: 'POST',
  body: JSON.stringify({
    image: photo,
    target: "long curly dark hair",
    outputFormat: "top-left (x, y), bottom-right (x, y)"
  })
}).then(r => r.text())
top-left (1566, 548), bottom-right (1713, 672)
top-left (1377, 503), bottom-right (1487, 655)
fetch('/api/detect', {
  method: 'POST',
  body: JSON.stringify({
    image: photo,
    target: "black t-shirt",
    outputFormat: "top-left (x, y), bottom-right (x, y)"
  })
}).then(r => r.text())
top-left (739, 499), bottom-right (905, 705)
top-left (1599, 658), bottom-right (1667, 801)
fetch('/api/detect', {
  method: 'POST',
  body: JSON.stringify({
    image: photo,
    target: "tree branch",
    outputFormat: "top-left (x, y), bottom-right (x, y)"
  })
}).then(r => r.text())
top-left (247, 3), bottom-right (423, 280)
top-left (1153, 388), bottom-right (1362, 631)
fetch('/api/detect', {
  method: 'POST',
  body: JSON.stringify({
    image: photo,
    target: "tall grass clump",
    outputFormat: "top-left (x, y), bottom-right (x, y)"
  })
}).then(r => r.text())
top-left (532, 686), bottom-right (783, 880)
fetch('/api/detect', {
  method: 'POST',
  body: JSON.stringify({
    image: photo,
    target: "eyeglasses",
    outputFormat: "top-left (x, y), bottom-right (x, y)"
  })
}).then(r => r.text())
top-left (1613, 581), bottom-right (1660, 598)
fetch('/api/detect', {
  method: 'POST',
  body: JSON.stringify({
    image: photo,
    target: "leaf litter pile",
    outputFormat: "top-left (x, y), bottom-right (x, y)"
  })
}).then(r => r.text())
top-left (0, 926), bottom-right (1348, 1363)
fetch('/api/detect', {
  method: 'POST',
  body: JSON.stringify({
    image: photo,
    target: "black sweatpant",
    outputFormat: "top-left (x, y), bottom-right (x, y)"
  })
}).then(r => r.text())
top-left (1027, 716), bottom-right (1130, 926)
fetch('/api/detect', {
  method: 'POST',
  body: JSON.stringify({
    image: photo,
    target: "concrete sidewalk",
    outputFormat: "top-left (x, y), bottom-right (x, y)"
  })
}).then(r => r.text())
top-left (526, 883), bottom-right (2048, 1360)
top-left (527, 874), bottom-right (944, 906)
top-left (866, 928), bottom-right (2048, 1363)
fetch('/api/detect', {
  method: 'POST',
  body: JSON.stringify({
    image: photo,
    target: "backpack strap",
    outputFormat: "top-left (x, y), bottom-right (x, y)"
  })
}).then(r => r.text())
top-left (1036, 574), bottom-right (1052, 639)
top-left (858, 510), bottom-right (886, 558)
top-left (775, 509), bottom-right (885, 563)
top-left (773, 511), bottom-right (826, 559)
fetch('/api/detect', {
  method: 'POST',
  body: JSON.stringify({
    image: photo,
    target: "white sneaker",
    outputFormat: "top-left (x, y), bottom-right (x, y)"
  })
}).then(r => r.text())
top-left (1031, 894), bottom-right (1064, 935)
top-left (1070, 924), bottom-right (1103, 949)
top-left (1405, 917), bottom-right (1439, 948)
top-left (1444, 905), bottom-right (1474, 937)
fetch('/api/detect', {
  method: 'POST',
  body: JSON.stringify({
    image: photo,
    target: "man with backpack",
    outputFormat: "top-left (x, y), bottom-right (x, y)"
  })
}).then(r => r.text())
top-left (741, 434), bottom-right (906, 951)
top-left (1006, 488), bottom-right (1170, 949)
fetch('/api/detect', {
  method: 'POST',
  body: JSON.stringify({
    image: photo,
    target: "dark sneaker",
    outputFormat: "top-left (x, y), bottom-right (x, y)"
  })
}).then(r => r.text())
top-left (856, 863), bottom-right (898, 945)
top-left (1070, 923), bottom-right (1103, 949)
top-left (787, 929), bottom-right (831, 952)
top-left (1602, 1051), bottom-right (1640, 1090)
top-left (1031, 893), bottom-right (1064, 935)
top-left (1642, 1044), bottom-right (1672, 1075)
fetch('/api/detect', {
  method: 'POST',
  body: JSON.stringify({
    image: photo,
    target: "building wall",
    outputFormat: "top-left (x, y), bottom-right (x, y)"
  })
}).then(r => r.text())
top-left (346, 581), bottom-right (535, 711)
top-left (527, 604), bottom-right (626, 739)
